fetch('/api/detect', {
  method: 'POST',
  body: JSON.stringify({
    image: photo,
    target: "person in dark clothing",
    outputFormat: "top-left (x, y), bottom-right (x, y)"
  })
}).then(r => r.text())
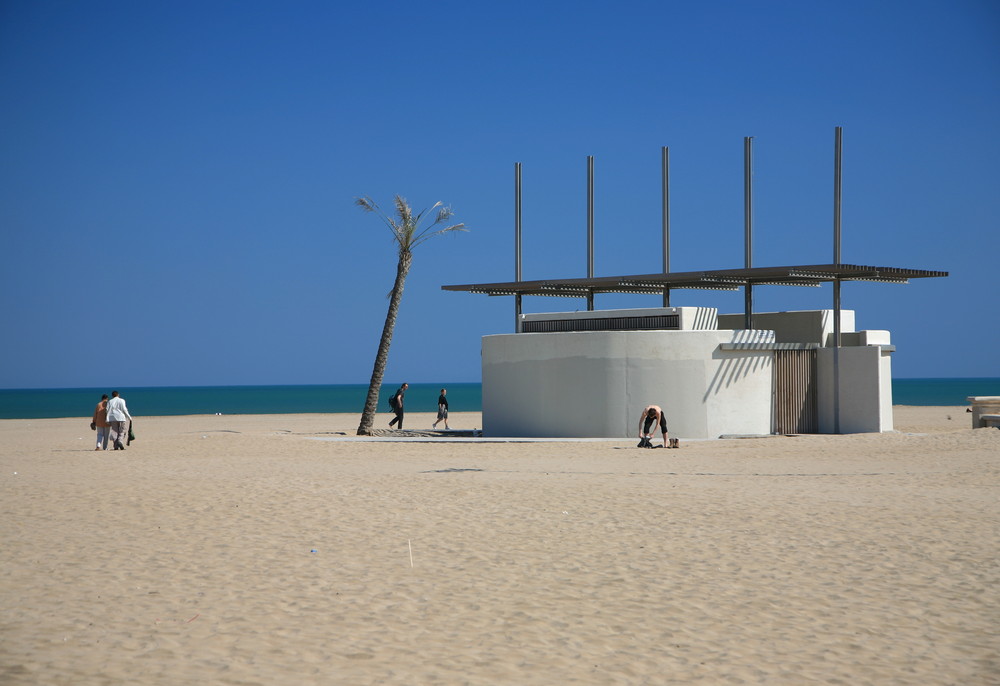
top-left (388, 383), bottom-right (408, 429)
top-left (638, 404), bottom-right (678, 448)
top-left (432, 388), bottom-right (450, 430)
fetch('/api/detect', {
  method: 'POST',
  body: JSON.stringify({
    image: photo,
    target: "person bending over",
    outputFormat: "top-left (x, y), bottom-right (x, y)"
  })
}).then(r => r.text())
top-left (638, 404), bottom-right (678, 448)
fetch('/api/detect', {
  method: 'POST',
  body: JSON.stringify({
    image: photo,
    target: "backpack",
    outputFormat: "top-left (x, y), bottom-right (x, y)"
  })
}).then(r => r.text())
top-left (387, 394), bottom-right (398, 410)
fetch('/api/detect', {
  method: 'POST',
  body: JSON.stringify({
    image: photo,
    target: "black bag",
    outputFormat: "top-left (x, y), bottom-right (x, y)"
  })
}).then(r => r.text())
top-left (387, 394), bottom-right (397, 410)
top-left (128, 425), bottom-right (135, 443)
top-left (90, 422), bottom-right (96, 431)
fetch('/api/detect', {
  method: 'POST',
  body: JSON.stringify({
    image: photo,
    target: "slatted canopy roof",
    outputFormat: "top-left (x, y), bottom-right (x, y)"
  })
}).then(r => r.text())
top-left (442, 263), bottom-right (949, 298)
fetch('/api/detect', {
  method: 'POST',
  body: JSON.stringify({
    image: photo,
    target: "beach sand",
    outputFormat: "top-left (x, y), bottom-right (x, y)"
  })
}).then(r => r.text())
top-left (1, 407), bottom-right (997, 685)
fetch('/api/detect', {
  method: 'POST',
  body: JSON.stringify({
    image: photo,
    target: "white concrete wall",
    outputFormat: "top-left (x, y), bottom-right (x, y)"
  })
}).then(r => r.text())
top-left (719, 310), bottom-right (855, 346)
top-left (817, 345), bottom-right (894, 433)
top-left (878, 346), bottom-right (894, 431)
top-left (482, 329), bottom-right (774, 439)
top-left (968, 397), bottom-right (1000, 428)
top-left (841, 330), bottom-right (891, 347)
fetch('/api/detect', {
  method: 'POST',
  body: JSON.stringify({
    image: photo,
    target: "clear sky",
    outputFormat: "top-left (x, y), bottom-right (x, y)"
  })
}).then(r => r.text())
top-left (1, 0), bottom-right (997, 389)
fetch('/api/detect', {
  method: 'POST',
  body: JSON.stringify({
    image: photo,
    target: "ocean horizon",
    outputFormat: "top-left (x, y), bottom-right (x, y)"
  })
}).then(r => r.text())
top-left (0, 378), bottom-right (996, 420)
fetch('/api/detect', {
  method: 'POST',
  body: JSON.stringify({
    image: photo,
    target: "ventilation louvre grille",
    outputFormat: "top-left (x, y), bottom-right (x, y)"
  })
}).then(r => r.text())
top-left (522, 314), bottom-right (680, 333)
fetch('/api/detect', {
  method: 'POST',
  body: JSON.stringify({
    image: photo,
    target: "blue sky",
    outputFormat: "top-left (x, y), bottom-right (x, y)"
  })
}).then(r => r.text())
top-left (1, 0), bottom-right (997, 389)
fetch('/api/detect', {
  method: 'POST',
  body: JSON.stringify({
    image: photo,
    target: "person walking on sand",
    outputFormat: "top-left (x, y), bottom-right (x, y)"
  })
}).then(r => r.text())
top-left (106, 390), bottom-right (132, 450)
top-left (92, 394), bottom-right (110, 450)
top-left (638, 404), bottom-right (678, 448)
top-left (388, 383), bottom-right (408, 429)
top-left (432, 388), bottom-right (450, 430)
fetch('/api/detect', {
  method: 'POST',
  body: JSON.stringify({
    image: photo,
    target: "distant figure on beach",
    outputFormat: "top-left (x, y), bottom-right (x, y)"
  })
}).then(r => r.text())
top-left (388, 383), bottom-right (408, 429)
top-left (92, 394), bottom-right (110, 450)
top-left (106, 391), bottom-right (132, 450)
top-left (432, 388), bottom-right (450, 430)
top-left (638, 404), bottom-right (678, 448)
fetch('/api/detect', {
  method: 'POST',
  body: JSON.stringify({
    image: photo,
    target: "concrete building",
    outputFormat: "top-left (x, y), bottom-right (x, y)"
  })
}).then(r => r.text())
top-left (445, 134), bottom-right (947, 439)
top-left (481, 306), bottom-right (894, 439)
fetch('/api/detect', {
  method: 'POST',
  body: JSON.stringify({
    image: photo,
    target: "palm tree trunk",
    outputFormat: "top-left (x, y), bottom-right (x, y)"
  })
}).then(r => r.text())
top-left (357, 250), bottom-right (413, 435)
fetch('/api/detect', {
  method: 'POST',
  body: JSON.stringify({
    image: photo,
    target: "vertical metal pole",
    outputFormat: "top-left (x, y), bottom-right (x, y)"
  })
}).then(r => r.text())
top-left (744, 137), bottom-right (754, 329)
top-left (834, 127), bottom-right (843, 266)
top-left (832, 127), bottom-right (843, 433)
top-left (662, 146), bottom-right (671, 307)
top-left (586, 155), bottom-right (595, 311)
top-left (832, 126), bottom-right (844, 348)
top-left (515, 162), bottom-right (522, 332)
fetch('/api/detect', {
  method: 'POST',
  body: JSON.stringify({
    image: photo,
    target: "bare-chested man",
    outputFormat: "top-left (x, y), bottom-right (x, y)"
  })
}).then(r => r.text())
top-left (638, 404), bottom-right (679, 448)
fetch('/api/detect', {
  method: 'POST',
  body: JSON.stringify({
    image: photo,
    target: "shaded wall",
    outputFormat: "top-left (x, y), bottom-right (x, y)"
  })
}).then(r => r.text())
top-left (817, 345), bottom-right (894, 433)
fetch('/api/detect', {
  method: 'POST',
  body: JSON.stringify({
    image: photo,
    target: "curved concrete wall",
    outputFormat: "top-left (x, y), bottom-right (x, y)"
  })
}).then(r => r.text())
top-left (482, 329), bottom-right (774, 439)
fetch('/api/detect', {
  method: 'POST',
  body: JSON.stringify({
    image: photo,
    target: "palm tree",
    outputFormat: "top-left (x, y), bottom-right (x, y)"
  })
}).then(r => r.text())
top-left (355, 195), bottom-right (466, 435)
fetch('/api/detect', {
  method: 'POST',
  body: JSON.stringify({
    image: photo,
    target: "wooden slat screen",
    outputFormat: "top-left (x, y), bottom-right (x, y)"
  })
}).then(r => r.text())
top-left (773, 349), bottom-right (818, 434)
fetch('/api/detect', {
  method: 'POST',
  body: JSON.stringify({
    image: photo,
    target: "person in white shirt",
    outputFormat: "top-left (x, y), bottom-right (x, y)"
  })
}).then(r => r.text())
top-left (106, 391), bottom-right (132, 450)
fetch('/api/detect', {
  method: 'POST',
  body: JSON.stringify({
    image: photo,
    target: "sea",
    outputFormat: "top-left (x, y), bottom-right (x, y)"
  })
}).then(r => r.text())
top-left (0, 379), bottom-right (997, 420)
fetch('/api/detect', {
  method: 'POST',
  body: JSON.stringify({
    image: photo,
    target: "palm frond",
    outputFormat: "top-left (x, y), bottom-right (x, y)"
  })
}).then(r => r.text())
top-left (357, 195), bottom-right (408, 239)
top-left (435, 205), bottom-right (454, 224)
top-left (414, 201), bottom-right (443, 226)
top-left (393, 196), bottom-right (413, 228)
top-left (411, 222), bottom-right (467, 250)
top-left (355, 196), bottom-right (378, 213)
top-left (357, 195), bottom-right (467, 251)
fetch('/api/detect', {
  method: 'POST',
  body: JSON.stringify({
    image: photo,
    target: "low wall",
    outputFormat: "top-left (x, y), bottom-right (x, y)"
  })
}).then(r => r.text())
top-left (719, 310), bottom-right (856, 346)
top-left (968, 397), bottom-right (1000, 429)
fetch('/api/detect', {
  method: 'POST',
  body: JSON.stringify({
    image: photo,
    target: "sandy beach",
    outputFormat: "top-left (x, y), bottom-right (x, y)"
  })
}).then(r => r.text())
top-left (1, 406), bottom-right (997, 685)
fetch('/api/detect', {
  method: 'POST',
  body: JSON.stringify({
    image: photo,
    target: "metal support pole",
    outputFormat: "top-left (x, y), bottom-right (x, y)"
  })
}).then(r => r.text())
top-left (833, 278), bottom-right (841, 433)
top-left (834, 127), bottom-right (843, 267)
top-left (662, 146), bottom-right (671, 307)
top-left (832, 126), bottom-right (843, 433)
top-left (744, 137), bottom-right (754, 330)
top-left (515, 162), bottom-right (523, 332)
top-left (586, 155), bottom-right (595, 311)
top-left (833, 126), bottom-right (844, 347)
